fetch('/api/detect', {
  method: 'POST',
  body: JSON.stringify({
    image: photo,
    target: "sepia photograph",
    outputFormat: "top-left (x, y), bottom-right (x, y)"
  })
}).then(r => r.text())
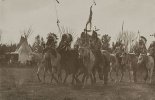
top-left (0, 0), bottom-right (155, 100)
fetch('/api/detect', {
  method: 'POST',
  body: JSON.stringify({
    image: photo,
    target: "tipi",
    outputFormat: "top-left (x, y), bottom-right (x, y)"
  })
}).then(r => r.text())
top-left (15, 28), bottom-right (33, 64)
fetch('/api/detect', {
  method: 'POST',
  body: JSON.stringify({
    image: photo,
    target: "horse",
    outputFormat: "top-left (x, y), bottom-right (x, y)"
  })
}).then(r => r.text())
top-left (109, 53), bottom-right (121, 82)
top-left (109, 46), bottom-right (126, 82)
top-left (78, 47), bottom-right (95, 87)
top-left (137, 53), bottom-right (154, 83)
top-left (97, 50), bottom-right (111, 84)
top-left (58, 48), bottom-right (82, 85)
top-left (30, 49), bottom-right (61, 83)
top-left (29, 52), bottom-right (44, 82)
top-left (43, 49), bottom-right (61, 83)
top-left (120, 52), bottom-right (138, 82)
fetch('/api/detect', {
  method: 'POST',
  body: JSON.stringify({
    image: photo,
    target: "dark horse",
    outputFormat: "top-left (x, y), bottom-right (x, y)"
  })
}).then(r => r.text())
top-left (58, 47), bottom-right (82, 85)
top-left (92, 50), bottom-right (110, 85)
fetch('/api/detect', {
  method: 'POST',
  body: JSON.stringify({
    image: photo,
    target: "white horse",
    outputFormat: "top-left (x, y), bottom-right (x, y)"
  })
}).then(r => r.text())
top-left (29, 52), bottom-right (44, 82)
top-left (78, 47), bottom-right (95, 87)
top-left (137, 53), bottom-right (154, 83)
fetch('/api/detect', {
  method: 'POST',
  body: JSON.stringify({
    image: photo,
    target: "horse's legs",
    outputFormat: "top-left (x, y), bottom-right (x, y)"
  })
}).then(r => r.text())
top-left (90, 73), bottom-right (94, 85)
top-left (71, 74), bottom-right (75, 85)
top-left (82, 73), bottom-right (86, 83)
top-left (63, 72), bottom-right (69, 84)
top-left (84, 74), bottom-right (89, 86)
top-left (82, 73), bottom-right (87, 88)
top-left (129, 66), bottom-right (134, 82)
top-left (49, 67), bottom-right (58, 84)
top-left (37, 64), bottom-right (42, 82)
top-left (133, 67), bottom-right (137, 82)
top-left (109, 67), bottom-right (114, 81)
top-left (116, 68), bottom-right (119, 82)
top-left (76, 68), bottom-right (84, 78)
top-left (58, 69), bottom-right (62, 83)
top-left (43, 67), bottom-right (48, 83)
top-left (75, 72), bottom-right (82, 84)
top-left (144, 69), bottom-right (148, 83)
top-left (128, 70), bottom-right (131, 82)
top-left (133, 70), bottom-right (137, 82)
top-left (103, 69), bottom-right (109, 85)
top-left (119, 64), bottom-right (125, 82)
top-left (119, 67), bottom-right (124, 82)
top-left (92, 69), bottom-right (96, 84)
top-left (148, 68), bottom-right (153, 83)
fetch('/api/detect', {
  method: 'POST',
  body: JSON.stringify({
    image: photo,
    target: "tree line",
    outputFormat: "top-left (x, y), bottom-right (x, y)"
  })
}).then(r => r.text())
top-left (0, 30), bottom-right (145, 55)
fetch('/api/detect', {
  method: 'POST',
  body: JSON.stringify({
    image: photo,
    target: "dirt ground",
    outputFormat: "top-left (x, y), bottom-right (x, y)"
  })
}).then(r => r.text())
top-left (0, 66), bottom-right (155, 100)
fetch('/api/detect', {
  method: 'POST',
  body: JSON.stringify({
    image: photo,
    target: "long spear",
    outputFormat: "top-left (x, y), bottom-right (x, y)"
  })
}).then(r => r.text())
top-left (53, 0), bottom-right (62, 38)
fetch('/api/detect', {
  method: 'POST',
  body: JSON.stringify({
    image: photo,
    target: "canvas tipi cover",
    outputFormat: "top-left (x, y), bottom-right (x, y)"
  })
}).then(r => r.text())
top-left (16, 36), bottom-right (32, 64)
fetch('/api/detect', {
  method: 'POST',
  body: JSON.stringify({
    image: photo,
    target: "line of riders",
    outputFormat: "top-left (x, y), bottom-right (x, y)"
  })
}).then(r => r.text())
top-left (31, 30), bottom-right (155, 87)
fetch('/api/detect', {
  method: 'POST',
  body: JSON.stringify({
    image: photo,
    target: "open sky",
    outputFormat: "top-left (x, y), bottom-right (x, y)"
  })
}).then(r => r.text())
top-left (0, 0), bottom-right (155, 47)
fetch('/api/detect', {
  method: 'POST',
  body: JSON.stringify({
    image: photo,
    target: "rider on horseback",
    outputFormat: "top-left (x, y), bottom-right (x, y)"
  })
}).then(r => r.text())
top-left (58, 33), bottom-right (73, 51)
top-left (75, 31), bottom-right (91, 48)
top-left (139, 36), bottom-right (147, 54)
top-left (43, 33), bottom-right (58, 57)
top-left (133, 36), bottom-right (147, 56)
top-left (89, 31), bottom-right (102, 66)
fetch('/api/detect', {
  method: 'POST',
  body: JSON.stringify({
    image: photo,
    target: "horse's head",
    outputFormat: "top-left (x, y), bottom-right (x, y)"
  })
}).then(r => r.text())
top-left (137, 53), bottom-right (147, 65)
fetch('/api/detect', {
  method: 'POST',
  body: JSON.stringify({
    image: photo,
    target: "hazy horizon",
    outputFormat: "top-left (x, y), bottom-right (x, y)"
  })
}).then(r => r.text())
top-left (0, 0), bottom-right (155, 48)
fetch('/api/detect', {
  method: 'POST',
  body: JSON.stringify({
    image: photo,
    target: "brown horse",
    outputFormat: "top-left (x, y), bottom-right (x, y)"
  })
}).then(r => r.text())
top-left (58, 48), bottom-right (82, 85)
top-left (94, 50), bottom-right (110, 85)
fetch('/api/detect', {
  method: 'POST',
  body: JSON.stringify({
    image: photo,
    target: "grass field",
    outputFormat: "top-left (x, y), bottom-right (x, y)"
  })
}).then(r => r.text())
top-left (0, 66), bottom-right (155, 100)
